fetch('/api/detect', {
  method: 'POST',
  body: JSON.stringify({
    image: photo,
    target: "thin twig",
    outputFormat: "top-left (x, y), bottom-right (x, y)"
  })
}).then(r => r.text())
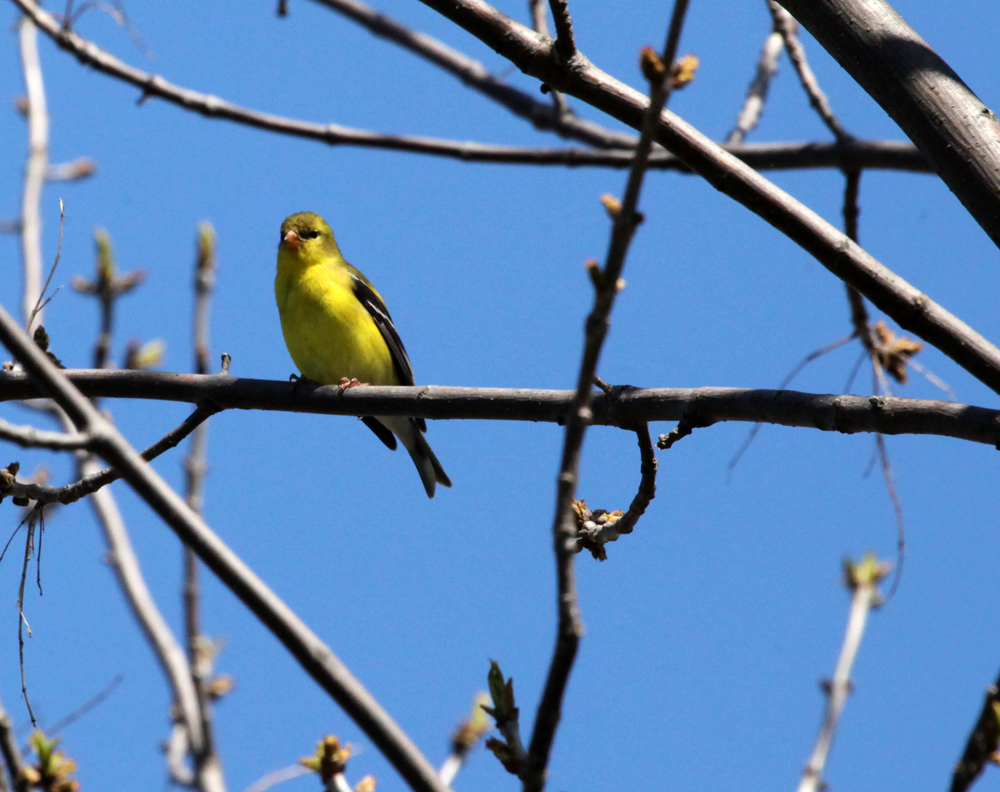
top-left (526, 0), bottom-right (570, 118)
top-left (843, 170), bottom-right (905, 602)
top-left (842, 169), bottom-right (873, 351)
top-left (611, 424), bottom-right (657, 535)
top-left (528, 0), bottom-right (548, 36)
top-left (768, 0), bottom-right (850, 142)
top-left (16, 510), bottom-right (37, 726)
top-left (873, 433), bottom-right (904, 602)
top-left (18, 14), bottom-right (49, 330)
top-left (727, 334), bottom-right (854, 473)
top-left (0, 301), bottom-right (450, 792)
top-left (45, 672), bottom-right (124, 738)
top-left (574, 425), bottom-right (658, 554)
top-left (0, 417), bottom-right (88, 451)
top-left (13, 0), bottom-right (935, 175)
top-left (524, 4), bottom-right (690, 789)
top-left (26, 199), bottom-right (64, 335)
top-left (797, 556), bottom-right (888, 792)
top-left (3, 402), bottom-right (219, 505)
top-left (727, 16), bottom-right (785, 144)
top-left (242, 765), bottom-right (311, 792)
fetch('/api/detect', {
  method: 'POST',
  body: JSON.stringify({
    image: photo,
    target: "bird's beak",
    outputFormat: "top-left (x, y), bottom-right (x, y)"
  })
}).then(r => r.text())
top-left (283, 230), bottom-right (303, 249)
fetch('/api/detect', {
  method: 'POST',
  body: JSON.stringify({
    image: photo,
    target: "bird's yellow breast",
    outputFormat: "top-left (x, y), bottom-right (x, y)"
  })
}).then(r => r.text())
top-left (275, 250), bottom-right (398, 386)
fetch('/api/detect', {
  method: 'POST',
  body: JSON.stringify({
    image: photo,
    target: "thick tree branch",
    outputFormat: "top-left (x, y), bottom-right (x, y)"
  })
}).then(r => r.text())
top-left (0, 305), bottom-right (450, 792)
top-left (778, 0), bottom-right (1000, 250)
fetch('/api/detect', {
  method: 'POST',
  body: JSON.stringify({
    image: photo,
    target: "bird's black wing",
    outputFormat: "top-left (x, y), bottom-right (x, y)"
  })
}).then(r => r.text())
top-left (349, 269), bottom-right (427, 432)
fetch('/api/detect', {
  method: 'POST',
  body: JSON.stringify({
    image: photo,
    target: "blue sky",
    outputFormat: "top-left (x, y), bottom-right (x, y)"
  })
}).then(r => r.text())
top-left (2, 1), bottom-right (1000, 790)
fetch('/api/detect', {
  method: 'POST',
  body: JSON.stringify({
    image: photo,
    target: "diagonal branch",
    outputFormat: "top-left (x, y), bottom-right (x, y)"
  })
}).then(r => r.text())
top-left (768, 1), bottom-right (849, 142)
top-left (18, 15), bottom-right (49, 330)
top-left (305, 0), bottom-right (622, 147)
top-left (410, 0), bottom-right (1000, 397)
top-left (727, 13), bottom-right (785, 145)
top-left (0, 301), bottom-right (450, 792)
top-left (3, 402), bottom-right (218, 505)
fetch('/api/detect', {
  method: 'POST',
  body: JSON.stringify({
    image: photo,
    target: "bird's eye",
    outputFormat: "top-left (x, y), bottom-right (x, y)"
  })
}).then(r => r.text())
top-left (300, 230), bottom-right (320, 240)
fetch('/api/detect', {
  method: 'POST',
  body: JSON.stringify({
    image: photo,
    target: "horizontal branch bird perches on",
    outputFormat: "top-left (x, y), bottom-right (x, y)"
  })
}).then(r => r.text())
top-left (1, 370), bottom-right (997, 447)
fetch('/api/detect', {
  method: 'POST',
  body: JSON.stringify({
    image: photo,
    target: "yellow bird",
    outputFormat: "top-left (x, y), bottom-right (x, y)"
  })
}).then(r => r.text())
top-left (275, 212), bottom-right (451, 498)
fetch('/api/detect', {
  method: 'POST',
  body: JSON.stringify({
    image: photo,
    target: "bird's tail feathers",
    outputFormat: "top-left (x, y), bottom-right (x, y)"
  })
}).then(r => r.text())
top-left (379, 416), bottom-right (451, 498)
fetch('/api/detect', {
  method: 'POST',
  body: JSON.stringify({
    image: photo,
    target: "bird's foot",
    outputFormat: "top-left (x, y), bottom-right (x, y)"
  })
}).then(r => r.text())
top-left (289, 373), bottom-right (321, 392)
top-left (337, 377), bottom-right (365, 395)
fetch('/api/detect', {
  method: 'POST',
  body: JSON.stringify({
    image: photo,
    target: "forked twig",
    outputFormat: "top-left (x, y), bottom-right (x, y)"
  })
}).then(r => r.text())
top-left (768, 0), bottom-right (849, 142)
top-left (26, 199), bottom-right (65, 334)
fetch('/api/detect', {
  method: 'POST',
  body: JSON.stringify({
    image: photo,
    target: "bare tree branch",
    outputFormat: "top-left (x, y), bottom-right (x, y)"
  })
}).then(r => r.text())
top-left (769, 1), bottom-right (849, 142)
top-left (2, 371), bottom-right (1000, 448)
top-left (546, 0), bottom-right (575, 60)
top-left (797, 556), bottom-right (888, 792)
top-left (525, 5), bottom-right (690, 788)
top-left (0, 417), bottom-right (89, 451)
top-left (727, 14), bottom-right (785, 145)
top-left (81, 455), bottom-right (210, 784)
top-left (575, 424), bottom-right (658, 554)
top-left (410, 0), bottom-right (1000, 396)
top-left (951, 665), bottom-right (1000, 792)
top-left (17, 15), bottom-right (49, 330)
top-left (778, 0), bottom-right (1000, 250)
top-left (2, 402), bottom-right (218, 505)
top-left (184, 223), bottom-right (226, 792)
top-left (306, 0), bottom-right (618, 147)
top-left (10, 0), bottom-right (928, 177)
top-left (0, 301), bottom-right (451, 792)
